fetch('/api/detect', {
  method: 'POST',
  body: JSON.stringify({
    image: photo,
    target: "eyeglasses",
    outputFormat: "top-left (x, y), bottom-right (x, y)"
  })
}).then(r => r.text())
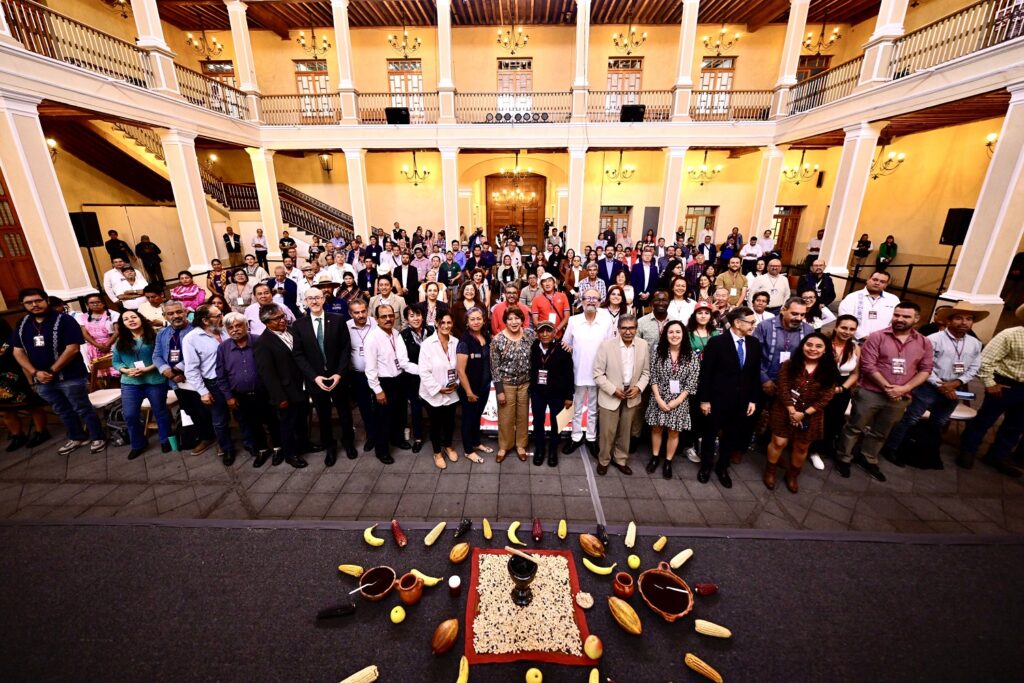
top-left (738, 318), bottom-right (756, 325)
top-left (583, 296), bottom-right (600, 302)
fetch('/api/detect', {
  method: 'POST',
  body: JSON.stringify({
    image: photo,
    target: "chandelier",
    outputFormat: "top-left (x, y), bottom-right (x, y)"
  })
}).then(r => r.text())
top-left (400, 151), bottom-right (429, 186)
top-left (387, 11), bottom-right (421, 58)
top-left (500, 152), bottom-right (532, 182)
top-left (804, 5), bottom-right (842, 55)
top-left (605, 150), bottom-right (636, 185)
top-left (781, 149), bottom-right (820, 185)
top-left (491, 186), bottom-right (537, 211)
top-left (869, 144), bottom-right (906, 180)
top-left (186, 10), bottom-right (224, 59)
top-left (99, 0), bottom-right (130, 20)
top-left (497, 0), bottom-right (529, 55)
top-left (297, 10), bottom-right (331, 58)
top-left (612, 5), bottom-right (647, 56)
top-left (687, 150), bottom-right (723, 186)
top-left (702, 24), bottom-right (740, 56)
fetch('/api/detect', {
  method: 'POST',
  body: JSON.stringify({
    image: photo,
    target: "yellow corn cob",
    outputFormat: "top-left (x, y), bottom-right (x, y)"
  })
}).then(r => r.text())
top-left (652, 535), bottom-right (668, 552)
top-left (684, 653), bottom-right (723, 683)
top-left (694, 619), bottom-right (732, 638)
top-left (670, 548), bottom-right (693, 568)
top-left (339, 664), bottom-right (379, 683)
top-left (482, 518), bottom-right (493, 540)
top-left (424, 521), bottom-right (446, 546)
top-left (337, 564), bottom-right (363, 577)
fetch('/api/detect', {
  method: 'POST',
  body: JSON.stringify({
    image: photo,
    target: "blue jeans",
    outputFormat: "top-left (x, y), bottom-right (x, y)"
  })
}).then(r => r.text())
top-left (202, 380), bottom-right (234, 454)
top-left (885, 382), bottom-right (959, 453)
top-left (121, 383), bottom-right (172, 450)
top-left (961, 380), bottom-right (1024, 462)
top-left (34, 377), bottom-right (104, 441)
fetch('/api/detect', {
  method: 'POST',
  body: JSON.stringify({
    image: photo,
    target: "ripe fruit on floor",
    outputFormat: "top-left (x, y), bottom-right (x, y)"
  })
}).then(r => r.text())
top-left (627, 554), bottom-right (641, 570)
top-left (390, 606), bottom-right (405, 624)
top-left (583, 634), bottom-right (603, 660)
top-left (525, 667), bottom-right (543, 683)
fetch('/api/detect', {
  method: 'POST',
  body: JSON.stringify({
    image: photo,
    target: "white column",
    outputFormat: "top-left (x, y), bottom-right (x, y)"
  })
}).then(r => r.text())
top-left (770, 0), bottom-right (810, 118)
top-left (943, 85), bottom-right (1024, 339)
top-left (571, 0), bottom-right (591, 121)
top-left (245, 147), bottom-right (283, 259)
top-left (225, 0), bottom-right (262, 120)
top-left (819, 121), bottom-right (886, 277)
top-left (566, 147), bottom-right (587, 251)
top-left (130, 0), bottom-right (178, 95)
top-left (331, 0), bottom-right (359, 123)
top-left (658, 146), bottom-right (688, 240)
top-left (858, 0), bottom-right (910, 86)
top-left (436, 0), bottom-right (456, 123)
top-left (343, 148), bottom-right (370, 239)
top-left (749, 144), bottom-right (786, 237)
top-left (0, 92), bottom-right (93, 298)
top-left (158, 129), bottom-right (218, 273)
top-left (440, 147), bottom-right (459, 231)
top-left (671, 0), bottom-right (700, 121)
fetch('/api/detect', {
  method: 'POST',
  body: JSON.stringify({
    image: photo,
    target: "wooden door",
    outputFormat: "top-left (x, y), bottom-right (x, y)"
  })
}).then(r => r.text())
top-left (294, 60), bottom-right (331, 121)
top-left (388, 59), bottom-right (426, 120)
top-left (497, 58), bottom-right (533, 115)
top-left (486, 174), bottom-right (546, 249)
top-left (0, 168), bottom-right (43, 305)
top-left (696, 57), bottom-right (735, 116)
top-left (772, 206), bottom-right (804, 265)
top-left (605, 57), bottom-right (643, 112)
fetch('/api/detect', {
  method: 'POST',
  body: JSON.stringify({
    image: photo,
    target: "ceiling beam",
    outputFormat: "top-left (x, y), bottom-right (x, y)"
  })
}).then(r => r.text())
top-left (747, 0), bottom-right (791, 32)
top-left (246, 4), bottom-right (291, 40)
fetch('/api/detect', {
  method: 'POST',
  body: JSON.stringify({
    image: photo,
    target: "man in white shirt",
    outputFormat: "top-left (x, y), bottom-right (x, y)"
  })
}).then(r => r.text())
top-left (739, 238), bottom-right (764, 275)
top-left (368, 276), bottom-right (407, 331)
top-left (697, 226), bottom-right (715, 245)
top-left (749, 259), bottom-right (790, 313)
top-left (760, 229), bottom-right (776, 256)
top-left (750, 291), bottom-right (776, 325)
top-left (112, 266), bottom-right (148, 310)
top-left (245, 283), bottom-right (294, 334)
top-left (364, 302), bottom-right (413, 464)
top-left (805, 229), bottom-right (824, 267)
top-left (326, 252), bottom-right (354, 284)
top-left (282, 256), bottom-right (303, 286)
top-left (838, 269), bottom-right (900, 339)
top-left (347, 299), bottom-right (379, 453)
top-left (562, 288), bottom-right (614, 455)
top-left (102, 256), bottom-right (129, 304)
top-left (380, 243), bottom-right (403, 273)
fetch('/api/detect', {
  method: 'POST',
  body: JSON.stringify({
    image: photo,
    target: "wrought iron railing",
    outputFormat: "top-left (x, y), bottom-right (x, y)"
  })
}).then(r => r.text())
top-left (357, 91), bottom-right (439, 124)
top-left (281, 201), bottom-right (354, 242)
top-left (454, 91), bottom-right (572, 123)
top-left (261, 94), bottom-right (341, 125)
top-left (889, 0), bottom-right (1024, 79)
top-left (216, 183), bottom-right (352, 240)
top-left (586, 89), bottom-right (673, 122)
top-left (222, 182), bottom-right (260, 211)
top-left (277, 183), bottom-right (352, 224)
top-left (174, 64), bottom-right (249, 120)
top-left (1, 0), bottom-right (154, 88)
top-left (688, 90), bottom-right (773, 121)
top-left (113, 122), bottom-right (165, 161)
top-left (788, 56), bottom-right (864, 114)
top-left (199, 168), bottom-right (227, 207)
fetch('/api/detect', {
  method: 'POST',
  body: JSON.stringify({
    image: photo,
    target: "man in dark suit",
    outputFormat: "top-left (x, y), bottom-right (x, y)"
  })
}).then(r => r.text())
top-left (796, 259), bottom-right (837, 307)
top-left (630, 246), bottom-right (660, 313)
top-left (264, 265), bottom-right (300, 317)
top-left (104, 229), bottom-right (134, 263)
top-left (697, 235), bottom-right (717, 264)
top-left (599, 253), bottom-right (625, 287)
top-left (697, 306), bottom-right (763, 488)
top-left (292, 288), bottom-right (358, 465)
top-left (357, 255), bottom-right (378, 296)
top-left (253, 304), bottom-right (311, 468)
top-left (393, 251), bottom-right (420, 308)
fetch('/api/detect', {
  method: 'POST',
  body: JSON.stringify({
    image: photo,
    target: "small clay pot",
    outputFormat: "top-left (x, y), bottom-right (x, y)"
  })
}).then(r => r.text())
top-left (396, 572), bottom-right (424, 606)
top-left (358, 566), bottom-right (397, 602)
top-left (638, 561), bottom-right (693, 623)
top-left (612, 571), bottom-right (635, 599)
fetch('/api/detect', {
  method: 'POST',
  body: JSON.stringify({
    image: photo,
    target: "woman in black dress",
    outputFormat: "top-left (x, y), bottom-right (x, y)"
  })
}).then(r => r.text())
top-left (456, 308), bottom-right (492, 463)
top-left (0, 317), bottom-right (51, 451)
top-left (400, 304), bottom-right (434, 453)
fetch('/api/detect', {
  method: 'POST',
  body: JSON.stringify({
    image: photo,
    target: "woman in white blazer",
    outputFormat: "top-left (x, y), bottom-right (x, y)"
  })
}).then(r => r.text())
top-left (418, 310), bottom-right (460, 469)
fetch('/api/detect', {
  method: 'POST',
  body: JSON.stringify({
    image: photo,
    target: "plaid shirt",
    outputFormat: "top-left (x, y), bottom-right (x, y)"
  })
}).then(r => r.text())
top-left (977, 326), bottom-right (1024, 386)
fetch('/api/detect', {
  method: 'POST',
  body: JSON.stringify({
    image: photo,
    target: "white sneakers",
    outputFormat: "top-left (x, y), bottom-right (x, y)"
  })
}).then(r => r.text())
top-left (685, 447), bottom-right (701, 463)
top-left (810, 453), bottom-right (825, 470)
top-left (56, 439), bottom-right (106, 455)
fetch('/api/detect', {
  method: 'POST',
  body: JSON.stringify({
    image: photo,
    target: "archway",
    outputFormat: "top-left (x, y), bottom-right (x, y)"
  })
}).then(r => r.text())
top-left (485, 173), bottom-right (547, 248)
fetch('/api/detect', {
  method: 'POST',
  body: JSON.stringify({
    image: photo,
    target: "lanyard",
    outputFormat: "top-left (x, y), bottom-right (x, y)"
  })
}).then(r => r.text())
top-left (945, 332), bottom-right (965, 362)
top-left (387, 332), bottom-right (398, 356)
top-left (538, 344), bottom-right (553, 368)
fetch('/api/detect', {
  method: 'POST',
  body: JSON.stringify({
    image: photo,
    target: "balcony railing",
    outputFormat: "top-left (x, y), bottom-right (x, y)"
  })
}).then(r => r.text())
top-left (788, 56), bottom-right (864, 114)
top-left (357, 91), bottom-right (439, 124)
top-left (1, 0), bottom-right (153, 88)
top-left (281, 201), bottom-right (354, 243)
top-left (454, 91), bottom-right (571, 123)
top-left (889, 0), bottom-right (1024, 79)
top-left (277, 183), bottom-right (353, 225)
top-left (586, 90), bottom-right (672, 122)
top-left (688, 90), bottom-right (773, 121)
top-left (223, 183), bottom-right (260, 211)
top-left (261, 94), bottom-right (341, 125)
top-left (174, 64), bottom-right (249, 120)
top-left (113, 122), bottom-right (165, 161)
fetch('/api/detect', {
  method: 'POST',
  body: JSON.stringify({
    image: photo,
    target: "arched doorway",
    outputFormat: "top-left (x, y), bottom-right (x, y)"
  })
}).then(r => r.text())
top-left (485, 173), bottom-right (546, 248)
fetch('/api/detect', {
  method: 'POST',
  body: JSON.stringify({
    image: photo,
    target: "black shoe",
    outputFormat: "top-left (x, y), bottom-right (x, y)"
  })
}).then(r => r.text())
top-left (629, 436), bottom-right (639, 454)
top-left (697, 468), bottom-right (711, 484)
top-left (881, 449), bottom-right (905, 468)
top-left (271, 448), bottom-right (285, 466)
top-left (562, 439), bottom-right (583, 454)
top-left (854, 457), bottom-right (886, 482)
top-left (533, 446), bottom-right (545, 466)
top-left (302, 441), bottom-right (323, 454)
top-left (394, 440), bottom-right (413, 450)
top-left (127, 447), bottom-right (146, 460)
top-left (662, 458), bottom-right (673, 480)
top-left (344, 442), bottom-right (358, 460)
top-left (982, 458), bottom-right (1023, 479)
top-left (253, 449), bottom-right (271, 468)
top-left (160, 442), bottom-right (172, 453)
top-left (596, 464), bottom-right (608, 476)
top-left (411, 439), bottom-right (424, 453)
top-left (378, 453), bottom-right (395, 465)
top-left (613, 462), bottom-right (633, 476)
top-left (547, 449), bottom-right (558, 467)
top-left (362, 441), bottom-right (375, 453)
top-left (585, 441), bottom-right (598, 458)
top-left (245, 444), bottom-right (259, 461)
top-left (716, 470), bottom-right (733, 488)
top-left (325, 449), bottom-right (337, 467)
top-left (645, 455), bottom-right (661, 474)
top-left (222, 451), bottom-right (236, 466)
top-left (835, 461), bottom-right (851, 478)
top-left (24, 430), bottom-right (52, 448)
top-left (286, 456), bottom-right (309, 469)
top-left (5, 434), bottom-right (28, 452)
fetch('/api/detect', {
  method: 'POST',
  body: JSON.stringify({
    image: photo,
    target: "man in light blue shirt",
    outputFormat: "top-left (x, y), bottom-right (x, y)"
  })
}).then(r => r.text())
top-left (182, 303), bottom-right (235, 464)
top-left (452, 240), bottom-right (467, 269)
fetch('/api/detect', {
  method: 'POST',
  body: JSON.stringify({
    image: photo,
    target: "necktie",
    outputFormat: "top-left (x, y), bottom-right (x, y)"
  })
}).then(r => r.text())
top-left (736, 338), bottom-right (745, 367)
top-left (315, 317), bottom-right (325, 358)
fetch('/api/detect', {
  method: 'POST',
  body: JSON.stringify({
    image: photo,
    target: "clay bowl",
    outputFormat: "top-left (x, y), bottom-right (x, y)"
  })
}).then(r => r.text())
top-left (358, 565), bottom-right (397, 602)
top-left (638, 561), bottom-right (694, 623)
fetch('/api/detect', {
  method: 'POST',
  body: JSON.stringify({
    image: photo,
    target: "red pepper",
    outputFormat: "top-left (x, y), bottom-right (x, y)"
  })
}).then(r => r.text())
top-left (390, 519), bottom-right (408, 548)
top-left (694, 582), bottom-right (719, 596)
top-left (531, 518), bottom-right (543, 543)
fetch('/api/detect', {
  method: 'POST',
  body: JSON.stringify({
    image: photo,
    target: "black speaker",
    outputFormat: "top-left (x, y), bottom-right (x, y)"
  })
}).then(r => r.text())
top-left (385, 107), bottom-right (410, 124)
top-left (620, 104), bottom-right (646, 122)
top-left (69, 212), bottom-right (103, 248)
top-left (940, 208), bottom-right (973, 246)
top-left (815, 171), bottom-right (825, 188)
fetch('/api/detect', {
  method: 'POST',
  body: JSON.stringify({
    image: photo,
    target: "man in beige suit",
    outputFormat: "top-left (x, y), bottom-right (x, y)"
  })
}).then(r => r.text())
top-left (592, 314), bottom-right (650, 476)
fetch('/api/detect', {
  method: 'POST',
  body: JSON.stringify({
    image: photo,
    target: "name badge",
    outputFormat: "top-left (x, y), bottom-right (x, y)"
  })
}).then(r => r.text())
top-left (779, 351), bottom-right (791, 364)
top-left (729, 288), bottom-right (737, 296)
top-left (868, 310), bottom-right (878, 320)
top-left (892, 358), bottom-right (906, 375)
top-left (395, 359), bottom-right (401, 372)
top-left (358, 347), bottom-right (364, 356)
top-left (953, 362), bottom-right (965, 375)
top-left (447, 369), bottom-right (457, 385)
top-left (537, 369), bottom-right (548, 385)
top-left (669, 379), bottom-right (680, 394)
top-left (32, 335), bottom-right (45, 347)
top-left (237, 297), bottom-right (245, 305)
top-left (169, 349), bottom-right (182, 364)
top-left (133, 361), bottom-right (146, 370)
top-left (548, 313), bottom-right (557, 324)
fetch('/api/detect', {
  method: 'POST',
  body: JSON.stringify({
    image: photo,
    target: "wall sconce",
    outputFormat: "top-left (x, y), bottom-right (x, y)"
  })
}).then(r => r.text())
top-left (318, 152), bottom-right (334, 173)
top-left (46, 138), bottom-right (58, 162)
top-left (203, 153), bottom-right (218, 172)
top-left (985, 133), bottom-right (998, 158)
top-left (99, 0), bottom-right (131, 20)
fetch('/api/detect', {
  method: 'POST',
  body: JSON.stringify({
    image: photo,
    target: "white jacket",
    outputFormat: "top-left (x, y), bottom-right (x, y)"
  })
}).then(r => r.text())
top-left (418, 333), bottom-right (460, 407)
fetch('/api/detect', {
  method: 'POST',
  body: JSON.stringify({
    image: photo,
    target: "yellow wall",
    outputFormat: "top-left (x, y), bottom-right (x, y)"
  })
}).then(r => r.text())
top-left (352, 26), bottom-right (440, 92)
top-left (366, 151), bottom-right (444, 229)
top-left (454, 25), bottom-right (575, 92)
top-left (581, 150), bottom-right (665, 246)
top-left (686, 24), bottom-right (788, 91)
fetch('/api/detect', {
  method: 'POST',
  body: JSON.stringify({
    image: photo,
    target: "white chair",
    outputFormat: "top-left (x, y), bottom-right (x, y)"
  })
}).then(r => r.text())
top-left (141, 389), bottom-right (178, 436)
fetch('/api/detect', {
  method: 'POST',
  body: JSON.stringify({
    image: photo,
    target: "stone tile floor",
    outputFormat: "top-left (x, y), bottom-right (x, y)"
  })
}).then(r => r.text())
top-left (1, 425), bottom-right (1022, 535)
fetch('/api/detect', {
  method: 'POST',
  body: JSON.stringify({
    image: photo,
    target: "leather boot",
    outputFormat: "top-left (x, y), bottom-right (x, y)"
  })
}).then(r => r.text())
top-left (762, 461), bottom-right (777, 490)
top-left (785, 464), bottom-right (802, 493)
top-left (645, 454), bottom-right (661, 474)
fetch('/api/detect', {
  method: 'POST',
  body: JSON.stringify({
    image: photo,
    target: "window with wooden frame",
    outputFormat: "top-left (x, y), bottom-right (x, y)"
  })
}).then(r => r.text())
top-left (694, 56), bottom-right (736, 115)
top-left (387, 59), bottom-right (425, 119)
top-left (599, 206), bottom-right (632, 240)
top-left (605, 57), bottom-right (643, 111)
top-left (496, 58), bottom-right (533, 115)
top-left (796, 55), bottom-right (832, 82)
top-left (294, 60), bottom-right (331, 120)
top-left (683, 206), bottom-right (718, 240)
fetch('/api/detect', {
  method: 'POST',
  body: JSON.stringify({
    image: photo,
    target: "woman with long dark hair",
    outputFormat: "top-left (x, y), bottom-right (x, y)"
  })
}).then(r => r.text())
top-left (603, 285), bottom-right (628, 333)
top-left (457, 307), bottom-right (492, 464)
top-left (451, 281), bottom-right (488, 339)
top-left (681, 300), bottom-right (719, 462)
top-left (658, 258), bottom-right (684, 291)
top-left (644, 320), bottom-right (700, 479)
top-left (811, 314), bottom-right (861, 462)
top-left (112, 310), bottom-right (172, 459)
top-left (799, 288), bottom-right (837, 330)
top-left (75, 293), bottom-right (119, 380)
top-left (418, 311), bottom-right (460, 469)
top-left (400, 304), bottom-right (434, 454)
top-left (667, 276), bottom-right (694, 324)
top-left (764, 332), bottom-right (840, 493)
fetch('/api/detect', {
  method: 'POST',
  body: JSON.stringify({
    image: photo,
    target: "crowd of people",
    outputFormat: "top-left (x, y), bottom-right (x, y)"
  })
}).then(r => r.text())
top-left (2, 222), bottom-right (1022, 494)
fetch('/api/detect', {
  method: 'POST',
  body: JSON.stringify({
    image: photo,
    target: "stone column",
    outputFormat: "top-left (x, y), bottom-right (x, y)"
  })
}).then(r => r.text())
top-left (343, 148), bottom-right (370, 239)
top-left (858, 0), bottom-right (910, 86)
top-left (0, 92), bottom-right (94, 298)
top-left (440, 147), bottom-right (459, 232)
top-left (749, 145), bottom-right (786, 238)
top-left (566, 147), bottom-right (587, 251)
top-left (130, 0), bottom-right (179, 95)
top-left (158, 128), bottom-right (218, 273)
top-left (658, 146), bottom-right (688, 240)
top-left (770, 0), bottom-right (810, 118)
top-left (570, 0), bottom-right (591, 122)
top-left (245, 148), bottom-right (283, 259)
top-left (331, 0), bottom-right (359, 123)
top-left (942, 84), bottom-right (1024, 340)
top-left (225, 0), bottom-right (262, 121)
top-left (818, 122), bottom-right (886, 277)
top-left (671, 0), bottom-right (700, 121)
top-left (436, 0), bottom-right (456, 123)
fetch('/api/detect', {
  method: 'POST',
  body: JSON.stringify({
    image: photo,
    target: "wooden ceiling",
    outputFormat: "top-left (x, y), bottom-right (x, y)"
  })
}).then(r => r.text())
top-left (155, 0), bottom-right (882, 32)
top-left (787, 90), bottom-right (1011, 148)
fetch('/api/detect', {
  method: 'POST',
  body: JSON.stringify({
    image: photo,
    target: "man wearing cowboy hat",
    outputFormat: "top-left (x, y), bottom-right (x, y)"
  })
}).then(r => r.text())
top-left (958, 303), bottom-right (1024, 477)
top-left (881, 301), bottom-right (986, 468)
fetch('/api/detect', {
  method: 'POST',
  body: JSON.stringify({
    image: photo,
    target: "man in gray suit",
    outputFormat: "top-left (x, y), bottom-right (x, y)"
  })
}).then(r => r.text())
top-left (592, 314), bottom-right (650, 476)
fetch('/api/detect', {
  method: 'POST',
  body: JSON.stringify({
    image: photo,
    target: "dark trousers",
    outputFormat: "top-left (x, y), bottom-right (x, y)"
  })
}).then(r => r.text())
top-left (459, 384), bottom-right (487, 451)
top-left (141, 261), bottom-right (163, 287)
top-left (683, 395), bottom-right (705, 450)
top-left (231, 389), bottom-right (280, 451)
top-left (426, 402), bottom-right (457, 453)
top-left (741, 260), bottom-right (757, 275)
top-left (310, 384), bottom-right (355, 451)
top-left (404, 374), bottom-right (424, 440)
top-left (274, 400), bottom-right (307, 458)
top-left (175, 386), bottom-right (215, 443)
top-left (961, 379), bottom-right (1024, 462)
top-left (202, 380), bottom-right (234, 454)
top-left (255, 250), bottom-right (269, 271)
top-left (530, 390), bottom-right (562, 452)
top-left (813, 386), bottom-right (852, 457)
top-left (701, 403), bottom-right (754, 473)
top-left (350, 371), bottom-right (376, 445)
top-left (33, 377), bottom-right (104, 441)
top-left (371, 376), bottom-right (406, 459)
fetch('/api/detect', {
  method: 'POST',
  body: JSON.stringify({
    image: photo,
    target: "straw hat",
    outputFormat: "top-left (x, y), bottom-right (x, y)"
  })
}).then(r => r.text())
top-left (313, 273), bottom-right (338, 287)
top-left (934, 300), bottom-right (990, 324)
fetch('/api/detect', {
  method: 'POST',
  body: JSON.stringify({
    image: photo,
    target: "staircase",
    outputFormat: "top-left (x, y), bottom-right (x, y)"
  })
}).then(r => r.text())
top-left (113, 124), bottom-right (354, 242)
